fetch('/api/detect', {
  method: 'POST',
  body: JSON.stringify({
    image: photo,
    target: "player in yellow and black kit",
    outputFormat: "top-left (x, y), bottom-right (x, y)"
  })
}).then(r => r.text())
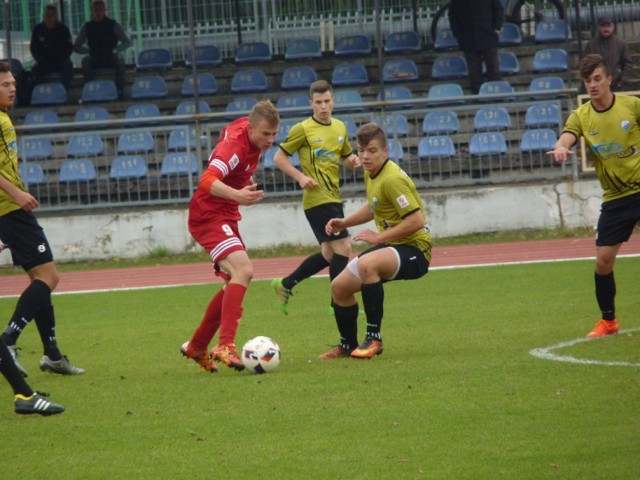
top-left (548, 54), bottom-right (640, 337)
top-left (325, 123), bottom-right (431, 359)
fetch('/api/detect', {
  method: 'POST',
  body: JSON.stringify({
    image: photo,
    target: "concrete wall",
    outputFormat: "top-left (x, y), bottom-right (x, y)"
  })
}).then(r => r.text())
top-left (0, 179), bottom-right (603, 265)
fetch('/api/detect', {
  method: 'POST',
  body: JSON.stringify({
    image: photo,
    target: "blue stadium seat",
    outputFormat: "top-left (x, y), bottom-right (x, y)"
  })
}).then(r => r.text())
top-left (175, 100), bottom-right (211, 116)
top-left (117, 131), bottom-right (155, 154)
top-left (387, 139), bottom-right (404, 161)
top-left (20, 137), bottom-right (53, 160)
top-left (532, 48), bottom-right (568, 73)
top-left (520, 128), bottom-right (558, 153)
top-left (81, 79), bottom-right (118, 103)
top-left (110, 155), bottom-right (148, 179)
top-left (335, 35), bottom-right (371, 56)
top-left (23, 110), bottom-right (59, 126)
top-left (231, 69), bottom-right (268, 93)
top-left (66, 133), bottom-right (104, 157)
top-left (473, 106), bottom-right (512, 131)
top-left (136, 48), bottom-right (172, 70)
top-left (478, 80), bottom-right (515, 101)
top-left (498, 51), bottom-right (520, 76)
top-left (499, 23), bottom-right (522, 46)
top-left (262, 147), bottom-right (300, 170)
top-left (422, 110), bottom-right (459, 135)
top-left (285, 38), bottom-right (321, 60)
top-left (167, 127), bottom-right (205, 151)
top-left (334, 90), bottom-right (365, 113)
top-left (469, 132), bottom-right (507, 155)
top-left (181, 72), bottom-right (218, 96)
top-left (74, 106), bottom-right (109, 123)
top-left (433, 28), bottom-right (459, 51)
top-left (384, 31), bottom-right (421, 53)
top-left (525, 103), bottom-right (561, 128)
top-left (418, 136), bottom-right (456, 159)
top-left (432, 55), bottom-right (468, 79)
top-left (59, 159), bottom-right (97, 182)
top-left (19, 162), bottom-right (45, 185)
top-left (276, 119), bottom-right (296, 143)
top-left (281, 65), bottom-right (318, 90)
top-left (529, 76), bottom-right (565, 97)
top-left (383, 59), bottom-right (419, 83)
top-left (225, 97), bottom-right (258, 119)
top-left (378, 86), bottom-right (413, 109)
top-left (131, 75), bottom-right (168, 99)
top-left (235, 41), bottom-right (271, 64)
top-left (331, 62), bottom-right (368, 86)
top-left (535, 19), bottom-right (568, 43)
top-left (427, 83), bottom-right (464, 104)
top-left (161, 152), bottom-right (199, 175)
top-left (344, 118), bottom-right (357, 139)
top-left (373, 114), bottom-right (409, 137)
top-left (276, 94), bottom-right (311, 117)
top-left (185, 45), bottom-right (222, 67)
top-left (125, 103), bottom-right (161, 120)
top-left (30, 82), bottom-right (66, 105)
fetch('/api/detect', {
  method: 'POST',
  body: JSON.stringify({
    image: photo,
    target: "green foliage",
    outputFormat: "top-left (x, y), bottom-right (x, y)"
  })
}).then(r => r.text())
top-left (1, 258), bottom-right (639, 479)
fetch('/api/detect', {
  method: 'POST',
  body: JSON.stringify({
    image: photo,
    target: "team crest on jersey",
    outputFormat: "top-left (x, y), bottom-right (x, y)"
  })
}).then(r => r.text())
top-left (396, 194), bottom-right (409, 209)
top-left (338, 136), bottom-right (344, 144)
top-left (372, 196), bottom-right (379, 208)
top-left (621, 120), bottom-right (630, 131)
top-left (229, 156), bottom-right (239, 169)
top-left (587, 131), bottom-right (599, 137)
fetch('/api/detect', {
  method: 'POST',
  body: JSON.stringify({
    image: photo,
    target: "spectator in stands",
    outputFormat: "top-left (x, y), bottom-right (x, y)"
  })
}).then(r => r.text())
top-left (0, 61), bottom-right (85, 378)
top-left (448, 0), bottom-right (504, 94)
top-left (30, 3), bottom-right (74, 90)
top-left (180, 100), bottom-right (280, 374)
top-left (73, 0), bottom-right (130, 98)
top-left (584, 16), bottom-right (634, 91)
top-left (270, 80), bottom-right (360, 346)
top-left (548, 54), bottom-right (640, 338)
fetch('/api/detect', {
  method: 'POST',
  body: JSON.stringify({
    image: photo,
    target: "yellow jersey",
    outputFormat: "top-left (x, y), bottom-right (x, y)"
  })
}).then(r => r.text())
top-left (0, 109), bottom-right (24, 216)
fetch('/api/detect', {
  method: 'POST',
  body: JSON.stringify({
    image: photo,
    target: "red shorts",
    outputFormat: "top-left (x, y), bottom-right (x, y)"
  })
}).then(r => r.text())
top-left (189, 219), bottom-right (246, 279)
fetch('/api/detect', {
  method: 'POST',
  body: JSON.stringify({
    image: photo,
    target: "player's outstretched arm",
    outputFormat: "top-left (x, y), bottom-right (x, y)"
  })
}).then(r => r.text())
top-left (546, 132), bottom-right (577, 163)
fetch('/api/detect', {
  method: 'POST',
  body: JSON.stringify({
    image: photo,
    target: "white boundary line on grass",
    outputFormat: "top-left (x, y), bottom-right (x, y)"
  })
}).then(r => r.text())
top-left (529, 327), bottom-right (640, 367)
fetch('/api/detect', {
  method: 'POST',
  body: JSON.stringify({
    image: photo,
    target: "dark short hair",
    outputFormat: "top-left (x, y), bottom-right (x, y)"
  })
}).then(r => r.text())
top-left (0, 61), bottom-right (11, 74)
top-left (356, 122), bottom-right (387, 149)
top-left (309, 80), bottom-right (332, 98)
top-left (580, 53), bottom-right (610, 79)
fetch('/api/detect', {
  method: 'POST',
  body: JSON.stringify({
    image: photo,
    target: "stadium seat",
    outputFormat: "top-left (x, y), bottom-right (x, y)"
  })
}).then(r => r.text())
top-left (433, 28), bottom-right (459, 51)
top-left (331, 62), bottom-right (368, 86)
top-left (225, 97), bottom-right (258, 119)
top-left (281, 65), bottom-right (318, 90)
top-left (334, 35), bottom-right (371, 56)
top-left (19, 162), bottom-right (45, 185)
top-left (110, 155), bottom-right (148, 179)
top-left (30, 82), bottom-right (66, 105)
top-left (58, 159), bottom-right (97, 182)
top-left (131, 75), bottom-right (168, 99)
top-left (231, 69), bottom-right (268, 93)
top-left (235, 41), bottom-right (271, 64)
top-left (499, 23), bottom-right (522, 46)
top-left (276, 94), bottom-right (310, 117)
top-left (333, 90), bottom-right (365, 113)
top-left (520, 128), bottom-right (558, 153)
top-left (532, 48), bottom-right (568, 73)
top-left (276, 119), bottom-right (296, 143)
top-left (469, 132), bottom-right (507, 156)
top-left (262, 147), bottom-right (300, 170)
top-left (498, 51), bottom-right (520, 76)
top-left (344, 118), bottom-right (357, 139)
top-left (387, 139), bottom-right (404, 161)
top-left (284, 38), bottom-right (321, 60)
top-left (81, 79), bottom-right (118, 103)
top-left (478, 80), bottom-right (515, 101)
top-left (117, 131), bottom-right (155, 154)
top-left (382, 59), bottom-right (419, 83)
top-left (125, 103), bottom-right (161, 121)
top-left (161, 152), bottom-right (199, 176)
top-left (378, 86), bottom-right (413, 110)
top-left (136, 48), bottom-right (172, 70)
top-left (525, 103), bottom-right (561, 128)
top-left (535, 19), bottom-right (568, 43)
top-left (20, 137), bottom-right (53, 160)
top-left (185, 45), bottom-right (222, 67)
top-left (384, 31), bottom-right (421, 53)
top-left (431, 55), bottom-right (468, 79)
top-left (373, 114), bottom-right (409, 137)
top-left (181, 72), bottom-right (218, 96)
top-left (66, 133), bottom-right (104, 157)
top-left (529, 76), bottom-right (565, 98)
top-left (175, 100), bottom-right (211, 116)
top-left (167, 127), bottom-right (205, 151)
top-left (418, 135), bottom-right (456, 159)
top-left (427, 83), bottom-right (464, 104)
top-left (473, 106), bottom-right (512, 131)
top-left (422, 110), bottom-right (459, 135)
top-left (74, 106), bottom-right (109, 123)
top-left (23, 110), bottom-right (59, 126)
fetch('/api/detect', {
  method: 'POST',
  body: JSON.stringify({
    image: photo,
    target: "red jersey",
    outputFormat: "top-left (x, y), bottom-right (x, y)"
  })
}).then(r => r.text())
top-left (188, 117), bottom-right (262, 225)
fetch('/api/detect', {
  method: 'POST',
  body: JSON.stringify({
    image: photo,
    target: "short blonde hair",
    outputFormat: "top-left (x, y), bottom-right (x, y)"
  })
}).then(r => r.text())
top-left (249, 100), bottom-right (280, 127)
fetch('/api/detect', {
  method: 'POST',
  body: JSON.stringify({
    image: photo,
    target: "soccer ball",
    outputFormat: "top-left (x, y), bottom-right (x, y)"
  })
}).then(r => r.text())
top-left (241, 336), bottom-right (281, 374)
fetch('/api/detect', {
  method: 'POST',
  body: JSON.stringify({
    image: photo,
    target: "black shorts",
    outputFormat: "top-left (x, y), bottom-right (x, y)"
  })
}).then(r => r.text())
top-left (596, 192), bottom-right (640, 246)
top-left (304, 202), bottom-right (349, 244)
top-left (0, 209), bottom-right (54, 270)
top-left (360, 243), bottom-right (429, 281)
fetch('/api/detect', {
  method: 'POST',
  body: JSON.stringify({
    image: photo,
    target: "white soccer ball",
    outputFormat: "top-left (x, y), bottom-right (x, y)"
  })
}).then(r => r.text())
top-left (241, 336), bottom-right (281, 374)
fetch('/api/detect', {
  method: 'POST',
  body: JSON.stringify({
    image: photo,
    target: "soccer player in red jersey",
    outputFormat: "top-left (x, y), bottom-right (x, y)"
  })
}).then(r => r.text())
top-left (181, 100), bottom-right (280, 372)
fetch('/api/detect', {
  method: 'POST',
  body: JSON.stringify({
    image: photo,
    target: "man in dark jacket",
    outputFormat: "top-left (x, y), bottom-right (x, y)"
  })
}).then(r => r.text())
top-left (30, 4), bottom-right (74, 90)
top-left (73, 0), bottom-right (131, 97)
top-left (584, 16), bottom-right (634, 91)
top-left (448, 0), bottom-right (504, 94)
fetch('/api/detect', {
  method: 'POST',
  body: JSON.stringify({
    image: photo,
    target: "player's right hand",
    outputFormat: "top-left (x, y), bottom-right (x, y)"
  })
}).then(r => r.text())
top-left (237, 183), bottom-right (264, 205)
top-left (15, 191), bottom-right (39, 211)
top-left (546, 146), bottom-right (574, 164)
top-left (298, 175), bottom-right (318, 190)
top-left (325, 218), bottom-right (345, 235)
